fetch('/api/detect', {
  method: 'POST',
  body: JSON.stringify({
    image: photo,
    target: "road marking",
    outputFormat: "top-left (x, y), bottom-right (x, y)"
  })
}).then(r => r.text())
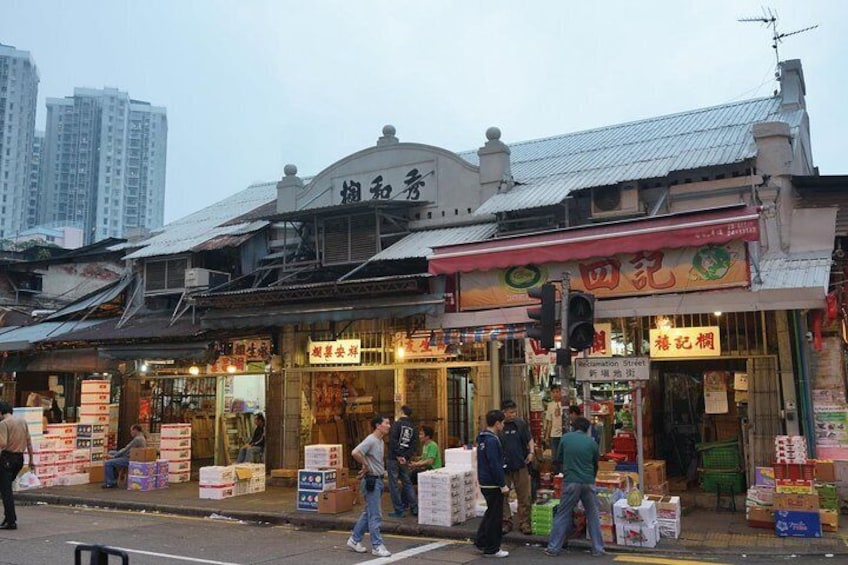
top-left (66, 541), bottom-right (242, 565)
top-left (357, 541), bottom-right (451, 564)
top-left (614, 556), bottom-right (731, 565)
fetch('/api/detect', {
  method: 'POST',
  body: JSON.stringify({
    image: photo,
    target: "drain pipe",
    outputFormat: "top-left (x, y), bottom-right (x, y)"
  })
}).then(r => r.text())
top-left (791, 310), bottom-right (816, 458)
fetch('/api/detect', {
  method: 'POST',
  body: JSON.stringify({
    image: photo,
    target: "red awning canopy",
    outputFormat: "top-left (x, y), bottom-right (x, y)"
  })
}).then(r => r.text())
top-left (429, 207), bottom-right (760, 275)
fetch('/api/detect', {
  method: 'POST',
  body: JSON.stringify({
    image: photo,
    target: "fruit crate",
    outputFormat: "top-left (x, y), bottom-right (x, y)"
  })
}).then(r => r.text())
top-left (696, 439), bottom-right (741, 469)
top-left (772, 462), bottom-right (815, 481)
top-left (699, 470), bottom-right (746, 493)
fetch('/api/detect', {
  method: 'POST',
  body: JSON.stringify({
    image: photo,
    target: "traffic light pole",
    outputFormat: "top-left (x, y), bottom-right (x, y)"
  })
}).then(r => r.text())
top-left (558, 273), bottom-right (571, 394)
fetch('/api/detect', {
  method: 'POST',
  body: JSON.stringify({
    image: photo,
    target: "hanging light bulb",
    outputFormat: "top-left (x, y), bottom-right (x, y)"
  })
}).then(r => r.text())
top-left (226, 364), bottom-right (237, 374)
top-left (188, 365), bottom-right (200, 376)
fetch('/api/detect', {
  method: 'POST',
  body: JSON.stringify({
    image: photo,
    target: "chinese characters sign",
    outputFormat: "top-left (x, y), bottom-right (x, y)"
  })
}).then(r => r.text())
top-left (208, 355), bottom-right (248, 374)
top-left (333, 162), bottom-right (435, 205)
top-left (308, 339), bottom-right (362, 365)
top-left (231, 338), bottom-right (272, 361)
top-left (574, 357), bottom-right (650, 382)
top-left (459, 241), bottom-right (748, 311)
top-left (649, 326), bottom-right (721, 358)
top-left (393, 333), bottom-right (449, 359)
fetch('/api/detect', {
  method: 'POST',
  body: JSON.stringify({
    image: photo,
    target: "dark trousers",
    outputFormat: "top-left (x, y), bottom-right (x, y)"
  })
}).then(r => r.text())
top-left (0, 452), bottom-right (24, 525)
top-left (476, 487), bottom-right (505, 555)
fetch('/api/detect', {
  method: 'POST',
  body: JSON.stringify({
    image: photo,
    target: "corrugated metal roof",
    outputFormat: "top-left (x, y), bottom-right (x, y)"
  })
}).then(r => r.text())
top-left (0, 320), bottom-right (106, 351)
top-left (754, 252), bottom-right (832, 292)
top-left (469, 97), bottom-right (805, 215)
top-left (45, 277), bottom-right (132, 321)
top-left (124, 182), bottom-right (276, 259)
top-left (371, 223), bottom-right (498, 261)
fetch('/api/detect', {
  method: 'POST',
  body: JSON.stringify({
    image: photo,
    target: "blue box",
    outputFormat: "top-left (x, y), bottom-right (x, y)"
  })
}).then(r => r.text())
top-left (296, 489), bottom-right (319, 511)
top-left (298, 469), bottom-right (337, 491)
top-left (774, 510), bottom-right (822, 538)
top-left (128, 461), bottom-right (157, 478)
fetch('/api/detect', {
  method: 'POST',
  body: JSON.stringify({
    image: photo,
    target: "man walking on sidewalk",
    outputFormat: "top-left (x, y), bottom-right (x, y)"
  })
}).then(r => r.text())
top-left (545, 416), bottom-right (605, 557)
top-left (476, 409), bottom-right (510, 558)
top-left (348, 414), bottom-right (392, 558)
top-left (0, 401), bottom-right (34, 530)
top-left (500, 399), bottom-right (534, 535)
top-left (387, 405), bottom-right (418, 518)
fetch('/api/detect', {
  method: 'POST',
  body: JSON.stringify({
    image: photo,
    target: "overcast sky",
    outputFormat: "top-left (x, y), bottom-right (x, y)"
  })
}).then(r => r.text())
top-left (3, 1), bottom-right (845, 223)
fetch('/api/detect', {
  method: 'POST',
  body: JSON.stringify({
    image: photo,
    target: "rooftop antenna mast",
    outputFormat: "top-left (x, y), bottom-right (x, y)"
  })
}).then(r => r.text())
top-left (738, 8), bottom-right (818, 79)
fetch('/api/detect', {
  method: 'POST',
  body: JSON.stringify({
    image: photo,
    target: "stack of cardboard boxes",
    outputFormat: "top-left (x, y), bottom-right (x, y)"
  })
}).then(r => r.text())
top-left (746, 467), bottom-right (776, 528)
top-left (21, 407), bottom-right (50, 487)
top-left (613, 498), bottom-right (659, 548)
top-left (79, 379), bottom-right (111, 483)
top-left (417, 468), bottom-right (471, 526)
top-left (643, 460), bottom-right (668, 495)
top-left (772, 436), bottom-right (821, 538)
top-left (531, 499), bottom-right (557, 536)
top-left (645, 495), bottom-right (682, 539)
top-left (160, 423), bottom-right (192, 483)
top-left (233, 463), bottom-right (266, 496)
top-left (298, 444), bottom-right (353, 514)
top-left (199, 465), bottom-right (236, 500)
top-left (127, 451), bottom-right (169, 492)
top-left (297, 468), bottom-right (337, 511)
top-left (44, 424), bottom-right (88, 486)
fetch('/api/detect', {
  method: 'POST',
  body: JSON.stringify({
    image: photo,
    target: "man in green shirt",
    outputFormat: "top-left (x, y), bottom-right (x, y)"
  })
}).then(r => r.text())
top-left (410, 425), bottom-right (442, 483)
top-left (545, 416), bottom-right (605, 557)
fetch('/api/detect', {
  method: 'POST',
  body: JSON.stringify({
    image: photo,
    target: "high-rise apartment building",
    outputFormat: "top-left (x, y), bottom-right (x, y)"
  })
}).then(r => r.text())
top-left (0, 44), bottom-right (39, 241)
top-left (28, 130), bottom-right (44, 229)
top-left (41, 87), bottom-right (167, 243)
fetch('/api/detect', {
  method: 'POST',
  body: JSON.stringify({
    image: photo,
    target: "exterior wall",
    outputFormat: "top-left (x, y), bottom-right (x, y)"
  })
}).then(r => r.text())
top-left (38, 260), bottom-right (123, 304)
top-left (0, 45), bottom-right (39, 240)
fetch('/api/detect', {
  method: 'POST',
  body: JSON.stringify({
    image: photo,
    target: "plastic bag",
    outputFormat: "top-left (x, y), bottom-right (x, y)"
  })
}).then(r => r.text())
top-left (14, 471), bottom-right (41, 491)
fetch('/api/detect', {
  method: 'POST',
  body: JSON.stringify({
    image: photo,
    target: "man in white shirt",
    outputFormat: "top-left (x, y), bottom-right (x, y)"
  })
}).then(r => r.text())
top-left (544, 385), bottom-right (564, 473)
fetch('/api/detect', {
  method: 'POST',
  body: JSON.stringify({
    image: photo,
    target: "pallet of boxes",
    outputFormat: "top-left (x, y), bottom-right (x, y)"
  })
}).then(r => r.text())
top-left (296, 444), bottom-right (352, 513)
top-left (79, 380), bottom-right (111, 485)
top-left (417, 447), bottom-right (476, 527)
top-left (160, 424), bottom-right (192, 484)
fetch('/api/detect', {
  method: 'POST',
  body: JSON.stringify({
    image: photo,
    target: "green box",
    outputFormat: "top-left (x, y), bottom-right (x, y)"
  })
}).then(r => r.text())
top-left (700, 470), bottom-right (746, 493)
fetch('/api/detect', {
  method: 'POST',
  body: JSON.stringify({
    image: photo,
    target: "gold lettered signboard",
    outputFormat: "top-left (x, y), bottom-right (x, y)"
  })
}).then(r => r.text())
top-left (649, 326), bottom-right (721, 358)
top-left (459, 241), bottom-right (748, 311)
top-left (308, 339), bottom-right (362, 364)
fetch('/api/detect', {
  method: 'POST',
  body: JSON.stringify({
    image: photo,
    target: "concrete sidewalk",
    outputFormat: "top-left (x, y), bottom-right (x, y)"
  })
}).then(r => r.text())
top-left (16, 482), bottom-right (848, 556)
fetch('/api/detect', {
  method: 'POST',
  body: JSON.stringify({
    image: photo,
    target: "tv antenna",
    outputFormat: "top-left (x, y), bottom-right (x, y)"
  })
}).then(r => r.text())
top-left (738, 8), bottom-right (818, 78)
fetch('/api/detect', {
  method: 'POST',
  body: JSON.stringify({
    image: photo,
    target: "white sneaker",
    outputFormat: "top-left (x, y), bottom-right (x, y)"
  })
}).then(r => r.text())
top-left (372, 545), bottom-right (392, 557)
top-left (346, 537), bottom-right (366, 553)
top-left (484, 550), bottom-right (509, 558)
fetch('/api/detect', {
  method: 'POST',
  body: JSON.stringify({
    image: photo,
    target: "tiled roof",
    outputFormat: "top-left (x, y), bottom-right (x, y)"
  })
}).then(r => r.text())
top-left (467, 97), bottom-right (805, 215)
top-left (371, 223), bottom-right (498, 261)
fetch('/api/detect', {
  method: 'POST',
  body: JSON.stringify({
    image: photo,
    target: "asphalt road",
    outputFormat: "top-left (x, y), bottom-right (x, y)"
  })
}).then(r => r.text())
top-left (0, 504), bottom-right (841, 565)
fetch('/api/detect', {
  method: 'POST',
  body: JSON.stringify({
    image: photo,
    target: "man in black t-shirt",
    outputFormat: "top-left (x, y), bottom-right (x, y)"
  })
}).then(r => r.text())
top-left (499, 399), bottom-right (534, 535)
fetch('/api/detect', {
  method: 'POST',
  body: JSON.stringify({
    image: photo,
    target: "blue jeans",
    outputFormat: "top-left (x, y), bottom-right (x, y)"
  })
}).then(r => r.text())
top-left (387, 458), bottom-right (417, 513)
top-left (352, 477), bottom-right (384, 548)
top-left (550, 436), bottom-right (562, 473)
top-left (104, 456), bottom-right (129, 486)
top-left (236, 446), bottom-right (263, 463)
top-left (546, 482), bottom-right (605, 555)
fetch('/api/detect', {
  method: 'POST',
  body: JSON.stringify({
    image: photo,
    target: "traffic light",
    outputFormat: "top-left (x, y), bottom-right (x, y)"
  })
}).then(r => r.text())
top-left (526, 282), bottom-right (556, 350)
top-left (566, 292), bottom-right (595, 351)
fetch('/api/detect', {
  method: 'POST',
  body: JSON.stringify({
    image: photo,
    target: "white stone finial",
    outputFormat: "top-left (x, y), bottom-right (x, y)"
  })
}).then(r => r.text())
top-left (377, 124), bottom-right (399, 146)
top-left (486, 127), bottom-right (501, 141)
top-left (382, 124), bottom-right (396, 136)
top-left (284, 164), bottom-right (297, 176)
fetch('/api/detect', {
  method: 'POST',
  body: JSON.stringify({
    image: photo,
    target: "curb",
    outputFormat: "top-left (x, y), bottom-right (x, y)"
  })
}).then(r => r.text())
top-left (17, 492), bottom-right (848, 557)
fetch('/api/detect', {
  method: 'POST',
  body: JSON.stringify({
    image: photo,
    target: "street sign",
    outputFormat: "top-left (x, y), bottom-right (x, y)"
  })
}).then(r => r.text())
top-left (574, 357), bottom-right (650, 382)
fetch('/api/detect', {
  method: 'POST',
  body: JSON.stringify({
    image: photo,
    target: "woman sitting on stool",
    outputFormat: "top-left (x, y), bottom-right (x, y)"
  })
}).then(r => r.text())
top-left (237, 413), bottom-right (265, 463)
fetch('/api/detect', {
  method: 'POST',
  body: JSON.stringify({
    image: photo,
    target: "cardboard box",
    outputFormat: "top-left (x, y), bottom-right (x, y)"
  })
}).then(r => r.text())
top-left (775, 479), bottom-right (814, 494)
top-left (199, 484), bottom-right (235, 500)
top-left (297, 489), bottom-right (320, 511)
top-left (317, 488), bottom-right (355, 514)
top-left (598, 460), bottom-right (618, 473)
top-left (820, 509), bottom-right (839, 532)
top-left (87, 464), bottom-right (105, 483)
top-left (129, 447), bottom-right (157, 462)
top-left (127, 476), bottom-right (156, 491)
top-left (747, 505), bottom-right (775, 528)
top-left (773, 492), bottom-right (819, 511)
top-left (755, 466), bottom-right (776, 487)
top-left (644, 495), bottom-right (681, 520)
top-left (613, 499), bottom-right (657, 525)
top-left (615, 522), bottom-right (660, 548)
top-left (298, 468), bottom-right (337, 491)
top-left (775, 510), bottom-right (822, 537)
top-left (128, 461), bottom-right (157, 478)
top-left (815, 460), bottom-right (836, 483)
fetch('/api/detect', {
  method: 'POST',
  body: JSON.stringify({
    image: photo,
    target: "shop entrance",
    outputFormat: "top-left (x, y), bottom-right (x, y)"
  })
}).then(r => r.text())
top-left (447, 368), bottom-right (474, 447)
top-left (404, 368), bottom-right (445, 449)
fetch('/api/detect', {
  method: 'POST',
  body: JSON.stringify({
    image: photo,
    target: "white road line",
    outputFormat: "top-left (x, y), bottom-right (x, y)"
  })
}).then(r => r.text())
top-left (66, 541), bottom-right (242, 565)
top-left (357, 541), bottom-right (451, 564)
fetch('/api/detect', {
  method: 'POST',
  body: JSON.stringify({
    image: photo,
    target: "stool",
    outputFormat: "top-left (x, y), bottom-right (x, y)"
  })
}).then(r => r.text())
top-left (117, 467), bottom-right (128, 487)
top-left (716, 483), bottom-right (737, 512)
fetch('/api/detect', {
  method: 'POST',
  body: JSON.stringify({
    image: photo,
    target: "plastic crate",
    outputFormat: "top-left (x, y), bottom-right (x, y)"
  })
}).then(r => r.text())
top-left (773, 463), bottom-right (815, 481)
top-left (700, 470), bottom-right (746, 493)
top-left (697, 439), bottom-right (741, 469)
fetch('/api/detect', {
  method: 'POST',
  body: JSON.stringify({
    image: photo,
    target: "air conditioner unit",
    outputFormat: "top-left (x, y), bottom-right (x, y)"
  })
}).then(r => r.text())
top-left (590, 184), bottom-right (644, 219)
top-left (184, 268), bottom-right (231, 289)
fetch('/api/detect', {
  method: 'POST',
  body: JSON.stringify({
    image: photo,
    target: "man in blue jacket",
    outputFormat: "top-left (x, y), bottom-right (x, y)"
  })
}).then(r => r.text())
top-left (476, 409), bottom-right (510, 558)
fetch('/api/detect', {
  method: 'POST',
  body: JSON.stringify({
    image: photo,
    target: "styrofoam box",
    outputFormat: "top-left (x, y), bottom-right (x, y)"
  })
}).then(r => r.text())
top-left (657, 517), bottom-right (681, 539)
top-left (36, 464), bottom-right (58, 477)
top-left (167, 459), bottom-right (191, 472)
top-left (55, 449), bottom-right (74, 463)
top-left (73, 449), bottom-right (90, 461)
top-left (200, 483), bottom-right (235, 499)
top-left (45, 424), bottom-right (76, 436)
top-left (25, 452), bottom-right (57, 465)
top-left (614, 499), bottom-right (658, 525)
top-left (304, 444), bottom-right (342, 455)
top-left (616, 521), bottom-right (660, 548)
top-left (161, 447), bottom-right (191, 460)
top-left (200, 465), bottom-right (236, 484)
top-left (160, 424), bottom-right (192, 438)
top-left (80, 414), bottom-right (109, 425)
top-left (56, 473), bottom-right (90, 486)
top-left (444, 447), bottom-right (476, 468)
top-left (55, 463), bottom-right (76, 475)
top-left (160, 437), bottom-right (191, 449)
top-left (235, 481), bottom-right (251, 496)
top-left (80, 404), bottom-right (110, 415)
top-left (80, 380), bottom-right (110, 394)
top-left (168, 470), bottom-right (191, 483)
top-left (32, 437), bottom-right (58, 451)
top-left (81, 392), bottom-right (110, 404)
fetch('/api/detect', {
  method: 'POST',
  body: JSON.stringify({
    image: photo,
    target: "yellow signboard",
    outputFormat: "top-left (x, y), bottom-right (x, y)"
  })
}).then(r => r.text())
top-left (649, 326), bottom-right (721, 358)
top-left (459, 241), bottom-right (748, 311)
top-left (308, 339), bottom-right (361, 364)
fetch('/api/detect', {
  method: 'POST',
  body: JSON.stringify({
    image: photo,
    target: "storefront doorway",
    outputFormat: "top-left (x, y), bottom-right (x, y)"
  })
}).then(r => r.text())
top-left (447, 368), bottom-right (474, 447)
